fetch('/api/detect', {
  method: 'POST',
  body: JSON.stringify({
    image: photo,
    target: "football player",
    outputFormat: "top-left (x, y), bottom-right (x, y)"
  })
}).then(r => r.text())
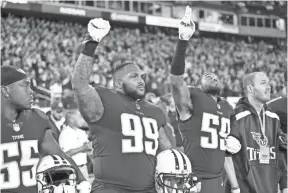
top-left (1, 66), bottom-right (90, 193)
top-left (267, 70), bottom-right (287, 193)
top-left (155, 149), bottom-right (201, 193)
top-left (169, 6), bottom-right (241, 193)
top-left (71, 18), bottom-right (173, 193)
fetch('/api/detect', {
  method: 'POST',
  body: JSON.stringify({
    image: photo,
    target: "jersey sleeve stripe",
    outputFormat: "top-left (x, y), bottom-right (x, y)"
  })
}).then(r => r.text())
top-left (266, 111), bottom-right (280, 120)
top-left (235, 110), bottom-right (251, 121)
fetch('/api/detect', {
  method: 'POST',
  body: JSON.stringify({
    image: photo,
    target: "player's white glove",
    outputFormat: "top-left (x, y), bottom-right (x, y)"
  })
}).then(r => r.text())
top-left (77, 181), bottom-right (91, 193)
top-left (188, 182), bottom-right (201, 193)
top-left (179, 6), bottom-right (195, 41)
top-left (188, 176), bottom-right (201, 193)
top-left (225, 136), bottom-right (241, 154)
top-left (231, 187), bottom-right (240, 193)
top-left (87, 18), bottom-right (111, 42)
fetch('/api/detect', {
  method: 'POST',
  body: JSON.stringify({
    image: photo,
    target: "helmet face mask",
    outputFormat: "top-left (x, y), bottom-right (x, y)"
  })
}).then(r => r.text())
top-left (156, 173), bottom-right (194, 193)
top-left (36, 155), bottom-right (77, 193)
top-left (155, 149), bottom-right (198, 193)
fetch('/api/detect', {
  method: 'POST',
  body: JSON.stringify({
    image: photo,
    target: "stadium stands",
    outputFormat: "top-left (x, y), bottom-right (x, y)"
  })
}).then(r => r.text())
top-left (1, 14), bottom-right (287, 107)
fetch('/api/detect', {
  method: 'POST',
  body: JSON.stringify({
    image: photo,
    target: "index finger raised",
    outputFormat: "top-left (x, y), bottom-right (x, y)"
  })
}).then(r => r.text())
top-left (184, 6), bottom-right (192, 18)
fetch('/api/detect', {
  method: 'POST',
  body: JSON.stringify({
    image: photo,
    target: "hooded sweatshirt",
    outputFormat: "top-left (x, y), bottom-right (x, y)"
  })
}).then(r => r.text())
top-left (230, 97), bottom-right (282, 193)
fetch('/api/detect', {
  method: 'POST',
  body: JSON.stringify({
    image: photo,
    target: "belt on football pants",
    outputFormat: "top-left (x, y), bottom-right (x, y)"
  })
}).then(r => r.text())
top-left (77, 164), bottom-right (86, 167)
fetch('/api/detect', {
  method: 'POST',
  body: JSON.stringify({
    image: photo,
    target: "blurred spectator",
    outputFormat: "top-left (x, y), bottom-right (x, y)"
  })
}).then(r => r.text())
top-left (58, 110), bottom-right (91, 180)
top-left (46, 101), bottom-right (65, 141)
top-left (145, 92), bottom-right (158, 103)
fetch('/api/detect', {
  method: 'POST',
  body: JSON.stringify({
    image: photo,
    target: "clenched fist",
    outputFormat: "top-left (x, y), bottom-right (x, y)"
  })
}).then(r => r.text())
top-left (179, 6), bottom-right (195, 41)
top-left (87, 18), bottom-right (111, 42)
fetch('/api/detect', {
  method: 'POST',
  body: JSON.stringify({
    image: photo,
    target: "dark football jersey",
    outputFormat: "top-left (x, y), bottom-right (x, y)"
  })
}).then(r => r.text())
top-left (267, 96), bottom-right (287, 133)
top-left (168, 111), bottom-right (183, 147)
top-left (89, 86), bottom-right (166, 192)
top-left (1, 108), bottom-right (51, 193)
top-left (178, 87), bottom-right (234, 179)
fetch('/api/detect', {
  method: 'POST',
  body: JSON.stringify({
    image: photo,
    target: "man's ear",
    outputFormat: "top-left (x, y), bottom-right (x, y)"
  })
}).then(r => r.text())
top-left (247, 85), bottom-right (254, 93)
top-left (1, 86), bottom-right (9, 98)
top-left (114, 79), bottom-right (123, 89)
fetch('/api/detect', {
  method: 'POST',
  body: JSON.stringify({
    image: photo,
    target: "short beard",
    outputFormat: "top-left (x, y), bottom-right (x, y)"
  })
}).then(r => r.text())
top-left (202, 85), bottom-right (222, 96)
top-left (123, 84), bottom-right (144, 101)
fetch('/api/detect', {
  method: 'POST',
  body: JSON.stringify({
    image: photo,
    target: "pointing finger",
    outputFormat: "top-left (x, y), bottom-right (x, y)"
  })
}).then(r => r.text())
top-left (184, 6), bottom-right (192, 18)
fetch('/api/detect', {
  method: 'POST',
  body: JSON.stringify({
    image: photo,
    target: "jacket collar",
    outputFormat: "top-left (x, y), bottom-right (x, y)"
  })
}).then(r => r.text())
top-left (236, 97), bottom-right (269, 115)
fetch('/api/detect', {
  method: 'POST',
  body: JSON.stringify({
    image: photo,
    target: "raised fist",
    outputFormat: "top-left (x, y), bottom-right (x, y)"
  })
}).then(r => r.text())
top-left (87, 18), bottom-right (111, 42)
top-left (179, 6), bottom-right (195, 41)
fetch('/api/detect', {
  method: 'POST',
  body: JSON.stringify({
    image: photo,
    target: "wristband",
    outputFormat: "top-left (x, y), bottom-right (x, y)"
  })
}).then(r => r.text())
top-left (170, 40), bottom-right (188, 76)
top-left (231, 186), bottom-right (239, 190)
top-left (81, 41), bottom-right (98, 57)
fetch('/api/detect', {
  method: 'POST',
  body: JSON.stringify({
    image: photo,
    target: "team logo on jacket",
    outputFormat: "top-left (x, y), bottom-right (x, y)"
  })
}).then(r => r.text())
top-left (13, 123), bottom-right (20, 132)
top-left (250, 132), bottom-right (268, 146)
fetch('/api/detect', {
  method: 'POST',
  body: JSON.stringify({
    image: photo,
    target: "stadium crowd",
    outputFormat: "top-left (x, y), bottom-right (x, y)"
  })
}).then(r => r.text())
top-left (1, 14), bottom-right (287, 106)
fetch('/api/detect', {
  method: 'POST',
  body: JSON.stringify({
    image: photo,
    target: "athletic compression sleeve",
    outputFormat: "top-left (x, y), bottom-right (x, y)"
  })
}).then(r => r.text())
top-left (170, 40), bottom-right (188, 76)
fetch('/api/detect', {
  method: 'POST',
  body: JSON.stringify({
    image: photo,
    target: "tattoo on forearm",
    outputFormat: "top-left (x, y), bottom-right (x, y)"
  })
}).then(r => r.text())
top-left (72, 54), bottom-right (93, 87)
top-left (72, 53), bottom-right (104, 123)
top-left (75, 87), bottom-right (103, 122)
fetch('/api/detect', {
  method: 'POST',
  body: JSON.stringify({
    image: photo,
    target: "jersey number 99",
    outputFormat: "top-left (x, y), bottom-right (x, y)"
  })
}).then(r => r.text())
top-left (0, 140), bottom-right (39, 189)
top-left (200, 113), bottom-right (230, 151)
top-left (121, 113), bottom-right (159, 156)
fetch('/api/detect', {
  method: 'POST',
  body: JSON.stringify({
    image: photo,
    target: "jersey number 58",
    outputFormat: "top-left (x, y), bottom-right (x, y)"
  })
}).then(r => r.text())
top-left (201, 113), bottom-right (230, 151)
top-left (121, 113), bottom-right (159, 156)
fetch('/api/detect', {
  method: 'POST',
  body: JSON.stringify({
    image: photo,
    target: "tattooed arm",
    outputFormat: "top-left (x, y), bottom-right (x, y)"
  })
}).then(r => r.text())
top-left (72, 42), bottom-right (104, 123)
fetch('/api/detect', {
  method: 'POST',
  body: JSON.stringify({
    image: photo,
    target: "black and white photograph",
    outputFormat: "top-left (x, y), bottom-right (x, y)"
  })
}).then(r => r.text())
top-left (0, 1), bottom-right (287, 193)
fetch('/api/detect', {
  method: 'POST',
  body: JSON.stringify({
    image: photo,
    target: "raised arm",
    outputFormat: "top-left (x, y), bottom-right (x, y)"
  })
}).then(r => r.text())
top-left (72, 18), bottom-right (110, 123)
top-left (72, 52), bottom-right (104, 123)
top-left (169, 41), bottom-right (193, 121)
top-left (169, 6), bottom-right (195, 121)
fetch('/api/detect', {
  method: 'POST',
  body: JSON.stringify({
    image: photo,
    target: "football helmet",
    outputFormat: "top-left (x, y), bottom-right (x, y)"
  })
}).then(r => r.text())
top-left (36, 155), bottom-right (77, 193)
top-left (155, 149), bottom-right (199, 193)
